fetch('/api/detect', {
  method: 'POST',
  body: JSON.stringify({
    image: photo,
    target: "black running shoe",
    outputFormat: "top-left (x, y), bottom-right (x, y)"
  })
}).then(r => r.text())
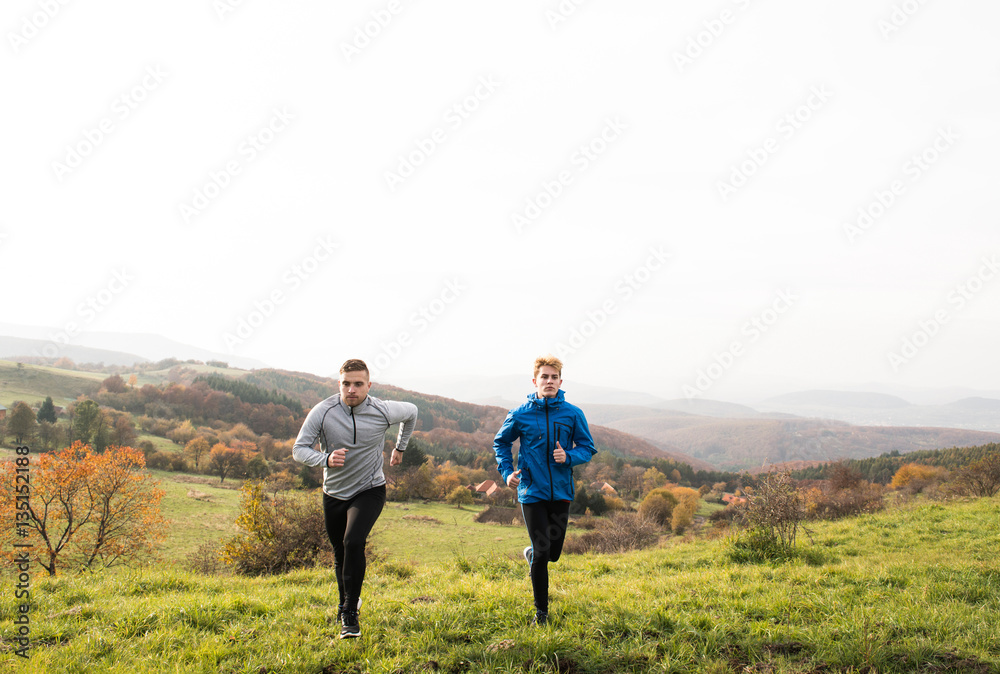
top-left (532, 611), bottom-right (548, 626)
top-left (340, 609), bottom-right (361, 639)
top-left (336, 597), bottom-right (362, 623)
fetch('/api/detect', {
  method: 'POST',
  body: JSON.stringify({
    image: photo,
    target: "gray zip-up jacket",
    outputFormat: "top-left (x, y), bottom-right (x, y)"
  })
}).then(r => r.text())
top-left (292, 393), bottom-right (418, 500)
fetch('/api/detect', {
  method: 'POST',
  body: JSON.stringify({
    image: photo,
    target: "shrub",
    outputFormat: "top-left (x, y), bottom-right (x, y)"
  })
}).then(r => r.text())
top-left (221, 481), bottom-right (331, 575)
top-left (186, 540), bottom-right (228, 575)
top-left (802, 482), bottom-right (884, 520)
top-left (727, 527), bottom-right (797, 564)
top-left (668, 486), bottom-right (700, 534)
top-left (602, 494), bottom-right (626, 511)
top-left (732, 471), bottom-right (803, 554)
top-left (950, 453), bottom-right (1000, 498)
top-left (890, 463), bottom-right (949, 494)
top-left (563, 512), bottom-right (660, 555)
top-left (708, 506), bottom-right (737, 526)
top-left (638, 488), bottom-right (679, 527)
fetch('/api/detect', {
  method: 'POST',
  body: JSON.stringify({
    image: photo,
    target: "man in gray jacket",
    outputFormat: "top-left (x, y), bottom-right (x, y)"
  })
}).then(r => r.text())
top-left (293, 358), bottom-right (417, 639)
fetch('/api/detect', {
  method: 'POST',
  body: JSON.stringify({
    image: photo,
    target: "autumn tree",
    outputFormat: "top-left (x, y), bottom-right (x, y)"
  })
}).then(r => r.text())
top-left (109, 412), bottom-right (138, 447)
top-left (890, 463), bottom-right (948, 493)
top-left (0, 442), bottom-right (166, 576)
top-left (102, 374), bottom-right (127, 394)
top-left (435, 469), bottom-right (463, 498)
top-left (642, 467), bottom-right (667, 495)
top-left (638, 488), bottom-right (679, 527)
top-left (447, 485), bottom-right (474, 506)
top-left (7, 402), bottom-right (37, 444)
top-left (669, 486), bottom-right (701, 534)
top-left (208, 443), bottom-right (247, 483)
top-left (185, 437), bottom-right (210, 469)
top-left (167, 419), bottom-right (197, 446)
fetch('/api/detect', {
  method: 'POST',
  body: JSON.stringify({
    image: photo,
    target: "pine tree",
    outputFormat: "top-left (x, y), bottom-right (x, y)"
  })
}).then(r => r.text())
top-left (37, 396), bottom-right (58, 424)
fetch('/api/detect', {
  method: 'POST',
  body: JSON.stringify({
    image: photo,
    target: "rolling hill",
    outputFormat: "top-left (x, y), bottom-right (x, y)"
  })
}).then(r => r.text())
top-left (6, 359), bottom-right (998, 475)
top-left (604, 413), bottom-right (1000, 471)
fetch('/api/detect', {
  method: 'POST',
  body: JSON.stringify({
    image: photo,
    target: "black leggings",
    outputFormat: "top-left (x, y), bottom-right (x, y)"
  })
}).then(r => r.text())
top-left (521, 500), bottom-right (570, 613)
top-left (323, 485), bottom-right (386, 609)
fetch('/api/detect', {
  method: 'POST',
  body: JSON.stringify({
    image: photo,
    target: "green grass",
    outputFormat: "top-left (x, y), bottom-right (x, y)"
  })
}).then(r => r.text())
top-left (3, 498), bottom-right (998, 672)
top-left (152, 470), bottom-right (244, 564)
top-left (696, 499), bottom-right (726, 518)
top-left (138, 433), bottom-right (183, 453)
top-left (373, 502), bottom-right (528, 565)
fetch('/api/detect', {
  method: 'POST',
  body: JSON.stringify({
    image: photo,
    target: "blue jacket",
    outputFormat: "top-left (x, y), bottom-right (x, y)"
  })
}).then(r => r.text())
top-left (493, 390), bottom-right (597, 503)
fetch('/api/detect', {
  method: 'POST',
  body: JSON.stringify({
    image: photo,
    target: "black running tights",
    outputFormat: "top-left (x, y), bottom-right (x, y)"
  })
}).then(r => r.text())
top-left (323, 485), bottom-right (386, 610)
top-left (521, 500), bottom-right (570, 613)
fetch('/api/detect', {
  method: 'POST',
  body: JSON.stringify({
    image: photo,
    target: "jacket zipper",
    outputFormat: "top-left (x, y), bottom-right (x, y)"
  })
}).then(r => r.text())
top-left (545, 398), bottom-right (554, 501)
top-left (350, 405), bottom-right (357, 444)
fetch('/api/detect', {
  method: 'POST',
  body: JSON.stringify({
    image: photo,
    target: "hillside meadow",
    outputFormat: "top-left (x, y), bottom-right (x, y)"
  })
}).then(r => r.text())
top-left (3, 496), bottom-right (998, 673)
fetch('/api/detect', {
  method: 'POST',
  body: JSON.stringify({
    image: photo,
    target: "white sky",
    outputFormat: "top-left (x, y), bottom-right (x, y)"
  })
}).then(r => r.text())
top-left (3, 0), bottom-right (999, 403)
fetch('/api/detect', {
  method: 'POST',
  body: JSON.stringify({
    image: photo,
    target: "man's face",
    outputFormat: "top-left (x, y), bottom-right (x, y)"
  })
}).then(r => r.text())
top-left (339, 370), bottom-right (372, 407)
top-left (533, 365), bottom-right (562, 398)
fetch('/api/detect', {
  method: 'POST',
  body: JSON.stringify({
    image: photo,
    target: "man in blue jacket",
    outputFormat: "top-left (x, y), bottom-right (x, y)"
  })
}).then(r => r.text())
top-left (494, 355), bottom-right (596, 626)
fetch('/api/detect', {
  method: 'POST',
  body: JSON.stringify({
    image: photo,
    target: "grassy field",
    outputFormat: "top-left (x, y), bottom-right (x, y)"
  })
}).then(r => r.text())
top-left (153, 471), bottom-right (244, 564)
top-left (0, 360), bottom-right (102, 408)
top-left (3, 496), bottom-right (998, 673)
top-left (152, 474), bottom-right (528, 567)
top-left (0, 360), bottom-right (252, 408)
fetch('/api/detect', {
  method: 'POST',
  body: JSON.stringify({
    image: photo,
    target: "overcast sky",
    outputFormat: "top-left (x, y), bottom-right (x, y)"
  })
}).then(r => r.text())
top-left (3, 0), bottom-right (999, 403)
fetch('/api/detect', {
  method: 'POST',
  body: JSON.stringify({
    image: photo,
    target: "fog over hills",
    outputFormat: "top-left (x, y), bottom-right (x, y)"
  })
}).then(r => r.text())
top-left (4, 329), bottom-right (999, 472)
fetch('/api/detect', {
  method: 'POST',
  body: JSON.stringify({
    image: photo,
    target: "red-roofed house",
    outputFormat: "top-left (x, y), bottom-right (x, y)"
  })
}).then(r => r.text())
top-left (474, 480), bottom-right (500, 497)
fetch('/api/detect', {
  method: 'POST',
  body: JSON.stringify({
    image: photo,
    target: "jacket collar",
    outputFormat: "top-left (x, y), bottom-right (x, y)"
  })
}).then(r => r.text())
top-left (528, 390), bottom-right (565, 407)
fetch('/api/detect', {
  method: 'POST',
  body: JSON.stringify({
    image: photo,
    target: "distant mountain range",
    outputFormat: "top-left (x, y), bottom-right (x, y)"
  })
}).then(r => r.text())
top-left (755, 390), bottom-right (1000, 433)
top-left (0, 325), bottom-right (267, 370)
top-left (3, 327), bottom-right (998, 472)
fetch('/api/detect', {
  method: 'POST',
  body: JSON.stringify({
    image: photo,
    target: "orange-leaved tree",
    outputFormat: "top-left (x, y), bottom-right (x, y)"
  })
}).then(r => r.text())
top-left (0, 442), bottom-right (167, 576)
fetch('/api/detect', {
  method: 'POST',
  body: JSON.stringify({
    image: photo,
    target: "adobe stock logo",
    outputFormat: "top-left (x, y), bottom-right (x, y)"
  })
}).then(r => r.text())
top-left (716, 85), bottom-right (832, 202)
top-left (842, 127), bottom-right (958, 244)
top-left (31, 268), bottom-right (135, 360)
top-left (511, 117), bottom-right (628, 234)
top-left (223, 236), bottom-right (337, 353)
top-left (886, 255), bottom-right (998, 372)
top-left (52, 66), bottom-right (168, 182)
top-left (672, 0), bottom-right (757, 73)
top-left (682, 289), bottom-right (798, 399)
top-left (8, 0), bottom-right (72, 54)
top-left (178, 108), bottom-right (294, 223)
top-left (383, 76), bottom-right (500, 192)
top-left (552, 246), bottom-right (669, 358)
top-left (369, 279), bottom-right (467, 379)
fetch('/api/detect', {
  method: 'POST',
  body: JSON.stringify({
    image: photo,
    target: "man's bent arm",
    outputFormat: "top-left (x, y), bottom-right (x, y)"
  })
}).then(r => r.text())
top-left (565, 409), bottom-right (596, 468)
top-left (385, 401), bottom-right (418, 452)
top-left (292, 403), bottom-right (331, 467)
top-left (493, 412), bottom-right (518, 483)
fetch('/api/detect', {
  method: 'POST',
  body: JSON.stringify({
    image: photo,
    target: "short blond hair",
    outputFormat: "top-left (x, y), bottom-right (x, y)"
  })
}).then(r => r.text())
top-left (533, 355), bottom-right (563, 378)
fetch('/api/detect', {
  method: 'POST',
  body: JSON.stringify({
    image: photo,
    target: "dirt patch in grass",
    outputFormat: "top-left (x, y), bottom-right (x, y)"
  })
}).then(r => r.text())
top-left (474, 505), bottom-right (523, 525)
